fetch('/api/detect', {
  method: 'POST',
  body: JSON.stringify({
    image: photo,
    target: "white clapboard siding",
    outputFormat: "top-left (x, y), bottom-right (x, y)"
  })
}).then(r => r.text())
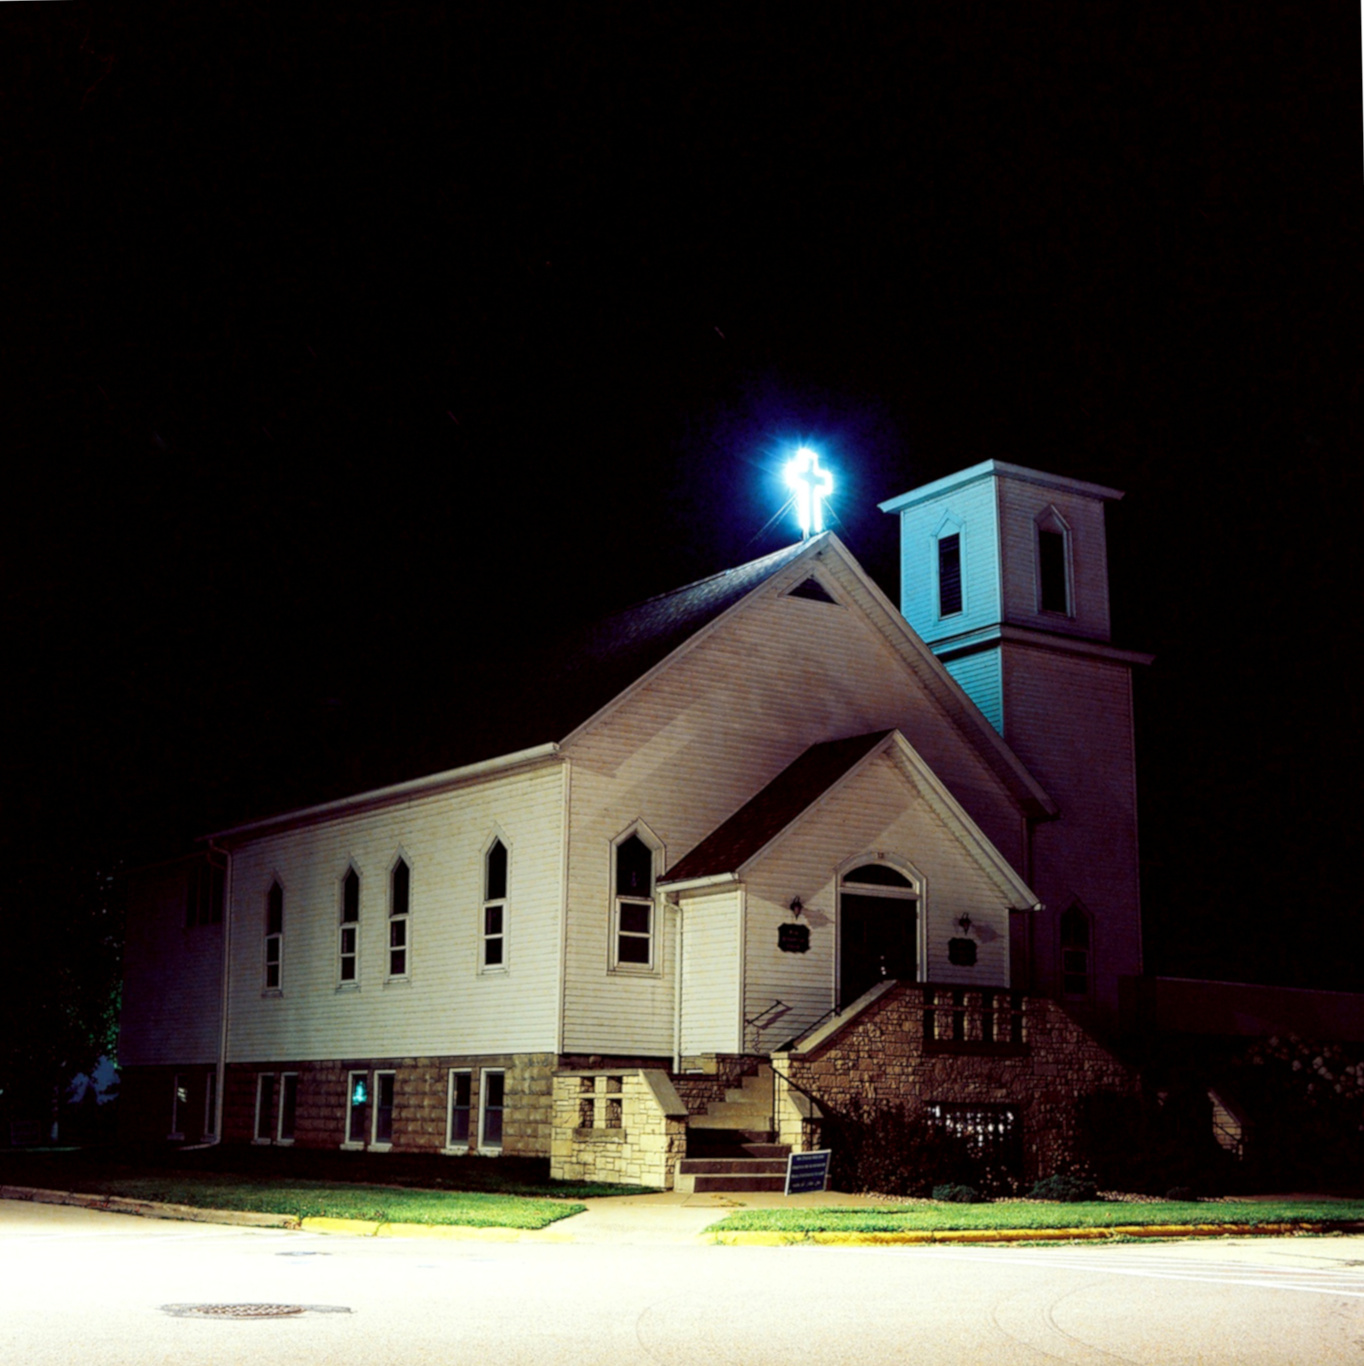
top-left (896, 474), bottom-right (1000, 641)
top-left (944, 650), bottom-right (1003, 734)
top-left (996, 479), bottom-right (1112, 639)
top-left (225, 761), bottom-right (565, 1063)
top-left (679, 888), bottom-right (742, 1056)
top-left (1000, 646), bottom-right (1143, 999)
top-left (119, 862), bottom-right (223, 1067)
top-left (561, 577), bottom-right (1027, 1055)
top-left (741, 750), bottom-right (1013, 1051)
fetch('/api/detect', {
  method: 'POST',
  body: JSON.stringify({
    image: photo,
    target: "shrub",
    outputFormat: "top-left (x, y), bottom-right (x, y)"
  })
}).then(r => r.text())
top-left (932, 1183), bottom-right (984, 1203)
top-left (1029, 1173), bottom-right (1098, 1202)
top-left (1165, 1185), bottom-right (1198, 1202)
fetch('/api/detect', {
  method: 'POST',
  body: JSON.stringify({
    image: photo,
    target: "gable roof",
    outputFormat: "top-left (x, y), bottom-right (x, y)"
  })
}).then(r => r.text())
top-left (210, 531), bottom-right (1054, 839)
top-left (659, 727), bottom-right (1038, 909)
top-left (661, 730), bottom-right (894, 885)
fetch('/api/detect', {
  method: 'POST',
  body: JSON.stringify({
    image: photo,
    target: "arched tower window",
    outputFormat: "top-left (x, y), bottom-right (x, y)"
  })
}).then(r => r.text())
top-left (1035, 507), bottom-right (1073, 616)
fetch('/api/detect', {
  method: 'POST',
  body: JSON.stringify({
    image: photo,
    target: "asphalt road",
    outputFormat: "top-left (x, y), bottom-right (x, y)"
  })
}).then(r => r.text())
top-left (2, 1200), bottom-right (1362, 1365)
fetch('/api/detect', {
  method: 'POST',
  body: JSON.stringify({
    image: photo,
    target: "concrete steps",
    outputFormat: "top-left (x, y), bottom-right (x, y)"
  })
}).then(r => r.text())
top-left (674, 1064), bottom-right (790, 1192)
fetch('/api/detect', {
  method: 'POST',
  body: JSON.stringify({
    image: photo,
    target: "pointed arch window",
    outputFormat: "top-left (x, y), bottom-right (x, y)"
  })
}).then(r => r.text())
top-left (1036, 507), bottom-right (1073, 616)
top-left (483, 839), bottom-right (508, 969)
top-left (339, 866), bottom-right (360, 983)
top-left (264, 880), bottom-right (284, 990)
top-left (1060, 904), bottom-right (1091, 996)
top-left (933, 516), bottom-right (965, 619)
top-left (612, 830), bottom-right (658, 971)
top-left (389, 856), bottom-right (411, 978)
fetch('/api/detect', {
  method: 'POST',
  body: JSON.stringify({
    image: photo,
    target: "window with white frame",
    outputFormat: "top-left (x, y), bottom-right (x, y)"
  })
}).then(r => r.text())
top-left (937, 530), bottom-right (963, 617)
top-left (204, 1070), bottom-right (217, 1139)
top-left (479, 1069), bottom-right (505, 1151)
top-left (1036, 507), bottom-right (1073, 616)
top-left (446, 1070), bottom-right (472, 1150)
top-left (254, 1073), bottom-right (276, 1143)
top-left (277, 1072), bottom-right (298, 1143)
top-left (612, 831), bottom-right (657, 970)
top-left (170, 1074), bottom-right (187, 1139)
top-left (345, 1070), bottom-right (369, 1146)
top-left (264, 880), bottom-right (283, 990)
top-left (389, 856), bottom-right (410, 978)
top-left (482, 839), bottom-right (507, 969)
top-left (339, 866), bottom-right (360, 984)
top-left (372, 1070), bottom-right (396, 1147)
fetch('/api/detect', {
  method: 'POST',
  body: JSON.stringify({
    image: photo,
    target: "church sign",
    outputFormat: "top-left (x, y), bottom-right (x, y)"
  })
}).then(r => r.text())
top-left (784, 1149), bottom-right (832, 1195)
top-left (778, 922), bottom-right (811, 953)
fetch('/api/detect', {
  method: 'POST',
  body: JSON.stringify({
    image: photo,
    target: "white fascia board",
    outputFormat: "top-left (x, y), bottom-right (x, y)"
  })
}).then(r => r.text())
top-left (557, 536), bottom-right (830, 754)
top-left (882, 731), bottom-right (1038, 909)
top-left (879, 460), bottom-right (1124, 513)
top-left (203, 743), bottom-right (562, 843)
top-left (656, 872), bottom-right (741, 894)
top-left (816, 536), bottom-right (1058, 818)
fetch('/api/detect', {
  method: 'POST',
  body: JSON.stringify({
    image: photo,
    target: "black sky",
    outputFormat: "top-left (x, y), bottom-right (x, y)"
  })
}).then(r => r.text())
top-left (4, 2), bottom-right (1361, 988)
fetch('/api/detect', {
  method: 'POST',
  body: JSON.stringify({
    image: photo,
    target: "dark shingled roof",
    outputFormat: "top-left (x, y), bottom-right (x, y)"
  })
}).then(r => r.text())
top-left (661, 730), bottom-right (895, 884)
top-left (213, 538), bottom-right (817, 830)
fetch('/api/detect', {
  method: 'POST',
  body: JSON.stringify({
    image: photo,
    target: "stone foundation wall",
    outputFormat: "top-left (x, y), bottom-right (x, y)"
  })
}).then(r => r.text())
top-left (780, 985), bottom-right (1136, 1182)
top-left (671, 1055), bottom-right (768, 1115)
top-left (550, 1069), bottom-right (688, 1188)
top-left (223, 1053), bottom-right (558, 1156)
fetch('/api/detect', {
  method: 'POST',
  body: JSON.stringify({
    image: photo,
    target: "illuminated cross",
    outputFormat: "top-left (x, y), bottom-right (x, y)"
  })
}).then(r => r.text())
top-left (785, 447), bottom-right (833, 539)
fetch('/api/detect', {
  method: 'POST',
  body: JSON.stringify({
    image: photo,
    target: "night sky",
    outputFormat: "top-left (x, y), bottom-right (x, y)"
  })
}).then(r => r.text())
top-left (5, 4), bottom-right (1361, 989)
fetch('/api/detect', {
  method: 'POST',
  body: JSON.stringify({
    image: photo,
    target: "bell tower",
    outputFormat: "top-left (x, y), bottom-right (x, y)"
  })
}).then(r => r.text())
top-left (880, 461), bottom-right (1150, 1030)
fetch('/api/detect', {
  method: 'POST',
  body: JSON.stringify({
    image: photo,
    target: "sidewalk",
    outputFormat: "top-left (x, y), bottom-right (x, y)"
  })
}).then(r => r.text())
top-left (5, 1182), bottom-right (1361, 1247)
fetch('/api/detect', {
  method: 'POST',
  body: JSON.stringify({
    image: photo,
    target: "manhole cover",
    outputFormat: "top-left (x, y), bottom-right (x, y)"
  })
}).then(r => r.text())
top-left (162, 1303), bottom-right (351, 1320)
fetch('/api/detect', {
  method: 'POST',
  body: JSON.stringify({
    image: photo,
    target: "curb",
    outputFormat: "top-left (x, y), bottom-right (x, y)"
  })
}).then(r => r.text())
top-left (300, 1215), bottom-right (573, 1242)
top-left (710, 1220), bottom-right (1364, 1247)
top-left (1, 1185), bottom-right (299, 1230)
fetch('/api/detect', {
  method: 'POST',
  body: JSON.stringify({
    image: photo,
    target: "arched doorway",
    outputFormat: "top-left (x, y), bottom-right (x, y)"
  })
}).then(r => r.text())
top-left (838, 862), bottom-right (920, 1008)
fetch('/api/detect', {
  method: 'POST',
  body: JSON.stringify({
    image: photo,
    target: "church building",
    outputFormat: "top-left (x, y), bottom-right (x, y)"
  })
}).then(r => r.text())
top-left (118, 460), bottom-right (1151, 1187)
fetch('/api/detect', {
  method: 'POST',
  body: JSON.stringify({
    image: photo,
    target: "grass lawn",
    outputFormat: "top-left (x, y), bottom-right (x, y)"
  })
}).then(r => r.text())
top-left (708, 1199), bottom-right (1364, 1235)
top-left (0, 1145), bottom-right (652, 1227)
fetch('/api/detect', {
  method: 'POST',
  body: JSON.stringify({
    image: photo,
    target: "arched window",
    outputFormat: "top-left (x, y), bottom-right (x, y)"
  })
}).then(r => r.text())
top-left (1036, 507), bottom-right (1073, 616)
top-left (838, 862), bottom-right (920, 1007)
top-left (483, 839), bottom-right (508, 969)
top-left (1060, 904), bottom-right (1091, 996)
top-left (339, 866), bottom-right (360, 983)
top-left (934, 515), bottom-right (965, 619)
top-left (264, 879), bottom-right (284, 990)
top-left (613, 830), bottom-right (658, 971)
top-left (389, 856), bottom-right (411, 978)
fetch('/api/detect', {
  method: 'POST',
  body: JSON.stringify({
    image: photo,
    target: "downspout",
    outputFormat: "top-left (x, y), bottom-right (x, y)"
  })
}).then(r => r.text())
top-left (210, 839), bottom-right (231, 1147)
top-left (671, 893), bottom-right (683, 1074)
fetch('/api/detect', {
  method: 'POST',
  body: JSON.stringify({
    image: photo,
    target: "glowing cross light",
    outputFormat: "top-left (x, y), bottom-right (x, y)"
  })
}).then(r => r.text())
top-left (784, 447), bottom-right (833, 540)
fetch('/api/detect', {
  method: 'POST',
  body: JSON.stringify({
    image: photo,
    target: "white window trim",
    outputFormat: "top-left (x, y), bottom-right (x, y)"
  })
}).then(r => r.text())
top-left (480, 835), bottom-right (509, 974)
top-left (253, 1072), bottom-right (276, 1145)
top-left (609, 822), bottom-right (663, 975)
top-left (369, 1069), bottom-right (396, 1151)
top-left (932, 512), bottom-right (966, 622)
top-left (1034, 505), bottom-right (1075, 618)
top-left (478, 1067), bottom-right (505, 1154)
top-left (338, 865), bottom-right (361, 988)
top-left (276, 1071), bottom-right (298, 1145)
top-left (341, 1068), bottom-right (369, 1150)
top-left (263, 876), bottom-right (284, 995)
top-left (388, 853), bottom-right (412, 981)
top-left (444, 1068), bottom-right (473, 1153)
top-left (835, 853), bottom-right (927, 1001)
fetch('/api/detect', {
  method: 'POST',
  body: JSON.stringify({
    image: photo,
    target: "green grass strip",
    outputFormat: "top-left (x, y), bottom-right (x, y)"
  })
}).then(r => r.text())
top-left (708, 1199), bottom-right (1364, 1235)
top-left (68, 1176), bottom-right (584, 1229)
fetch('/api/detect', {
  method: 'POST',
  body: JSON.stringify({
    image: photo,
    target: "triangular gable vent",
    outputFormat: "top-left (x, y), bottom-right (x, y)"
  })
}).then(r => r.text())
top-left (786, 576), bottom-right (840, 605)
